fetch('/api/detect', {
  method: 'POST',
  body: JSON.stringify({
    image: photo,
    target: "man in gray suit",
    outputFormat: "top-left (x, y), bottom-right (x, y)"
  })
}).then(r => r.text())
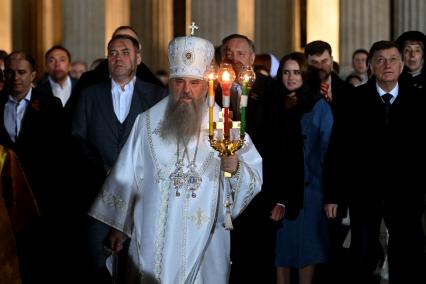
top-left (72, 34), bottom-right (167, 283)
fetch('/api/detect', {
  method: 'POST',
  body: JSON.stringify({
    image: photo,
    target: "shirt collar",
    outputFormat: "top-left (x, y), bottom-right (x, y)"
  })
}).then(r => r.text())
top-left (48, 75), bottom-right (71, 90)
top-left (8, 88), bottom-right (32, 104)
top-left (111, 76), bottom-right (136, 92)
top-left (376, 82), bottom-right (399, 98)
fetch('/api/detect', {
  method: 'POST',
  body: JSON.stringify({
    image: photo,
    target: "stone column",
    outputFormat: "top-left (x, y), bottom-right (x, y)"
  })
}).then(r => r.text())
top-left (190, 0), bottom-right (237, 47)
top-left (105, 0), bottom-right (130, 43)
top-left (12, 0), bottom-right (61, 79)
top-left (0, 0), bottom-right (12, 53)
top-left (254, 0), bottom-right (293, 59)
top-left (62, 0), bottom-right (106, 68)
top-left (131, 0), bottom-right (173, 73)
top-left (393, 0), bottom-right (426, 39)
top-left (307, 0), bottom-right (340, 61)
top-left (339, 0), bottom-right (391, 76)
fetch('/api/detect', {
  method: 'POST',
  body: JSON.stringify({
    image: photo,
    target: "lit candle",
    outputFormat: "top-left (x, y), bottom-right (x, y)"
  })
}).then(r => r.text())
top-left (208, 78), bottom-right (215, 138)
top-left (237, 66), bottom-right (255, 138)
top-left (222, 70), bottom-right (231, 138)
top-left (240, 79), bottom-right (248, 136)
top-left (218, 63), bottom-right (235, 140)
top-left (205, 65), bottom-right (217, 138)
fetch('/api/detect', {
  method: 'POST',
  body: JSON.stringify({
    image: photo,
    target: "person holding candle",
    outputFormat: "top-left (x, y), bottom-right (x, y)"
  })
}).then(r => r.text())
top-left (89, 33), bottom-right (263, 283)
top-left (269, 52), bottom-right (333, 284)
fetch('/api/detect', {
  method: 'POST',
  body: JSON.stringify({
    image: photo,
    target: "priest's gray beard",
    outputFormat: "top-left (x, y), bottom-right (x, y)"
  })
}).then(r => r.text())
top-left (160, 91), bottom-right (206, 146)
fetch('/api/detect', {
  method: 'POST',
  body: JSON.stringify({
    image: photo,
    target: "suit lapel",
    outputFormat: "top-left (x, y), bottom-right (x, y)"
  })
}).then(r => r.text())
top-left (122, 79), bottom-right (146, 138)
top-left (18, 90), bottom-right (42, 143)
top-left (0, 95), bottom-right (14, 146)
top-left (97, 81), bottom-right (120, 138)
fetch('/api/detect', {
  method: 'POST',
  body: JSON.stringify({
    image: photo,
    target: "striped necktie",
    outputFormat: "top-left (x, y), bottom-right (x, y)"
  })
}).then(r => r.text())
top-left (320, 82), bottom-right (331, 102)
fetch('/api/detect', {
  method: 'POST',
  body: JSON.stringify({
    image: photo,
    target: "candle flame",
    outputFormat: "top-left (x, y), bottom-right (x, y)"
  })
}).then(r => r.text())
top-left (222, 71), bottom-right (231, 82)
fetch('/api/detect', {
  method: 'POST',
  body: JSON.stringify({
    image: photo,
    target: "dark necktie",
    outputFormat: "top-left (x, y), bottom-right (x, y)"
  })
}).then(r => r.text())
top-left (382, 93), bottom-right (393, 124)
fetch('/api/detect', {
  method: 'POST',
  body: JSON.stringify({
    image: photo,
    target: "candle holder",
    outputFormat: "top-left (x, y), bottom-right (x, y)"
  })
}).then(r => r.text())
top-left (208, 63), bottom-right (245, 177)
top-left (237, 65), bottom-right (256, 137)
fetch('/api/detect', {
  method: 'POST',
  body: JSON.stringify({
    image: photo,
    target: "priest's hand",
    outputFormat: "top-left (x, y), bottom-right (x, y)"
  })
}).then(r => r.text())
top-left (105, 228), bottom-right (127, 253)
top-left (221, 155), bottom-right (239, 175)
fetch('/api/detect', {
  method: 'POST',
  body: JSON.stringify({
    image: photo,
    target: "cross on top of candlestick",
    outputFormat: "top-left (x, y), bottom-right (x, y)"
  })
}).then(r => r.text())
top-left (189, 22), bottom-right (198, 35)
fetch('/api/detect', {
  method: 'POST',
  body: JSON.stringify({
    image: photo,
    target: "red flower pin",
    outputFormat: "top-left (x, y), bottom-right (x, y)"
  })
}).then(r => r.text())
top-left (31, 100), bottom-right (41, 111)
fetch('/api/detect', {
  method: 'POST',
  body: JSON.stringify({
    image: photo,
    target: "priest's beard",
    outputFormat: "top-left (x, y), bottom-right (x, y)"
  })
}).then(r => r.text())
top-left (160, 91), bottom-right (206, 146)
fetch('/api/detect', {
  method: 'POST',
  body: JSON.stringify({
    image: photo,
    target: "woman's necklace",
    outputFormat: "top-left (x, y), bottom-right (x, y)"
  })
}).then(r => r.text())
top-left (169, 129), bottom-right (202, 198)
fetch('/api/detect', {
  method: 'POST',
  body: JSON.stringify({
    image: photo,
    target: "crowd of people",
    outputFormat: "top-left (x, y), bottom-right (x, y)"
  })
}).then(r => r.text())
top-left (0, 24), bottom-right (425, 284)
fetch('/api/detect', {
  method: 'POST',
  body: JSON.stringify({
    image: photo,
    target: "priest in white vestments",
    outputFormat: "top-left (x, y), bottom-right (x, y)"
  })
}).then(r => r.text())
top-left (88, 33), bottom-right (263, 283)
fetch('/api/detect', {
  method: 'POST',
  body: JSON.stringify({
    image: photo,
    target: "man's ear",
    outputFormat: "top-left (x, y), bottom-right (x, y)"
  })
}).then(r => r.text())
top-left (31, 71), bottom-right (37, 82)
top-left (137, 53), bottom-right (142, 65)
top-left (249, 53), bottom-right (256, 65)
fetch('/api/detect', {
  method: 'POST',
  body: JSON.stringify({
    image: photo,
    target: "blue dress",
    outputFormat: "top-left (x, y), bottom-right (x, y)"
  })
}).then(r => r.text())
top-left (275, 98), bottom-right (333, 268)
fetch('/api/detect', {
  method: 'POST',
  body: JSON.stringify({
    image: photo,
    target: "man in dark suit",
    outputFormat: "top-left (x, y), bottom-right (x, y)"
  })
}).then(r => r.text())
top-left (72, 34), bottom-right (167, 283)
top-left (305, 40), bottom-right (353, 116)
top-left (70, 25), bottom-right (164, 125)
top-left (0, 51), bottom-right (63, 214)
top-left (36, 45), bottom-right (77, 130)
top-left (0, 51), bottom-right (64, 283)
top-left (218, 33), bottom-right (277, 284)
top-left (324, 41), bottom-right (426, 284)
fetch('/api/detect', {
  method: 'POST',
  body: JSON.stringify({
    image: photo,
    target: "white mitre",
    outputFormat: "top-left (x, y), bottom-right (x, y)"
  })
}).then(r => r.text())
top-left (168, 35), bottom-right (214, 80)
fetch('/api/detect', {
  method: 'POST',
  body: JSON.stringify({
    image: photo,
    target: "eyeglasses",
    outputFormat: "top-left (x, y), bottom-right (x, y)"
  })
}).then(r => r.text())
top-left (374, 57), bottom-right (400, 66)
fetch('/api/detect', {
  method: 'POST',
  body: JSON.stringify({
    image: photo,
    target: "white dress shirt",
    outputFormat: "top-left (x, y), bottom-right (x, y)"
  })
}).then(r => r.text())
top-left (49, 75), bottom-right (72, 107)
top-left (376, 83), bottom-right (399, 104)
top-left (111, 77), bottom-right (136, 123)
top-left (4, 89), bottom-right (32, 142)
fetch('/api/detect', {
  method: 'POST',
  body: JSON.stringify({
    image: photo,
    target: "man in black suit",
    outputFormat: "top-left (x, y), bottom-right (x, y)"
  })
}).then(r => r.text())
top-left (0, 51), bottom-right (64, 283)
top-left (324, 41), bottom-right (426, 284)
top-left (70, 25), bottom-right (164, 123)
top-left (0, 51), bottom-right (63, 214)
top-left (36, 45), bottom-right (77, 130)
top-left (72, 34), bottom-right (167, 283)
top-left (305, 40), bottom-right (353, 116)
top-left (219, 33), bottom-right (277, 284)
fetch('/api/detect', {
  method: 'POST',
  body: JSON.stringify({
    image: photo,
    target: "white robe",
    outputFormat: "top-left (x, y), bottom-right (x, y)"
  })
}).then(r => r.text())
top-left (89, 97), bottom-right (263, 284)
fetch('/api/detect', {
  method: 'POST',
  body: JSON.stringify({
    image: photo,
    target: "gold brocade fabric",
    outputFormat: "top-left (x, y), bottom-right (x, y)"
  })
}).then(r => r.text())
top-left (0, 145), bottom-right (40, 284)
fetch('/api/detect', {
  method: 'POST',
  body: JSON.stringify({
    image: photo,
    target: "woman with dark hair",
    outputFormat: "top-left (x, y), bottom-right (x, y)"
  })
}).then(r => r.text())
top-left (395, 30), bottom-right (426, 90)
top-left (269, 52), bottom-right (333, 284)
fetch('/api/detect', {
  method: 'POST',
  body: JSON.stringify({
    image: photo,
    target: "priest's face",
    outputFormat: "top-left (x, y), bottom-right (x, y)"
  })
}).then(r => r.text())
top-left (160, 77), bottom-right (208, 145)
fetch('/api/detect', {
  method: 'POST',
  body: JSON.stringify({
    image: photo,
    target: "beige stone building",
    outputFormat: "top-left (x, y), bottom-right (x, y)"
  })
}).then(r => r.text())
top-left (0, 0), bottom-right (425, 79)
